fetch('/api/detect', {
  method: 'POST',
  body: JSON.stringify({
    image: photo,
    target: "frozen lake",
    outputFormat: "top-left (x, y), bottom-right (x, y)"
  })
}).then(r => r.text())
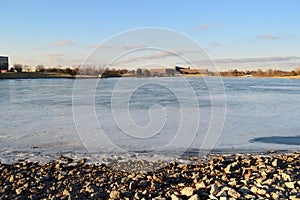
top-left (0, 77), bottom-right (299, 163)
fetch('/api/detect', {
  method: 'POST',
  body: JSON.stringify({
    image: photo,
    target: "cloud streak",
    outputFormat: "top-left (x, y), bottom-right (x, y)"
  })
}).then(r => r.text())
top-left (199, 24), bottom-right (210, 30)
top-left (91, 44), bottom-right (146, 50)
top-left (256, 35), bottom-right (282, 40)
top-left (53, 40), bottom-right (76, 46)
top-left (215, 56), bottom-right (300, 64)
top-left (115, 51), bottom-right (181, 65)
top-left (42, 53), bottom-right (64, 62)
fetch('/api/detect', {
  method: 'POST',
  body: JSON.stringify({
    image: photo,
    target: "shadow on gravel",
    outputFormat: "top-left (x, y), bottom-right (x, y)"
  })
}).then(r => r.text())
top-left (250, 135), bottom-right (300, 145)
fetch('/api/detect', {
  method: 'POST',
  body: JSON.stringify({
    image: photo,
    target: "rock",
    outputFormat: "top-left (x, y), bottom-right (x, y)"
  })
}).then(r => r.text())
top-left (9, 175), bottom-right (14, 182)
top-left (270, 192), bottom-right (278, 199)
top-left (272, 158), bottom-right (283, 167)
top-left (189, 157), bottom-right (198, 161)
top-left (224, 165), bottom-right (232, 174)
top-left (227, 187), bottom-right (241, 198)
top-left (140, 180), bottom-right (149, 188)
top-left (129, 182), bottom-right (137, 190)
top-left (220, 186), bottom-right (241, 198)
top-left (181, 187), bottom-right (194, 197)
top-left (188, 194), bottom-right (200, 200)
top-left (152, 175), bottom-right (163, 183)
top-left (263, 179), bottom-right (273, 186)
top-left (244, 194), bottom-right (256, 199)
top-left (289, 195), bottom-right (300, 200)
top-left (208, 194), bottom-right (218, 200)
top-left (62, 189), bottom-right (70, 196)
top-left (171, 194), bottom-right (183, 200)
top-left (134, 192), bottom-right (142, 199)
top-left (238, 186), bottom-right (251, 194)
top-left (216, 190), bottom-right (227, 197)
top-left (281, 173), bottom-right (292, 181)
top-left (85, 185), bottom-right (94, 193)
top-left (210, 184), bottom-right (219, 195)
top-left (228, 179), bottom-right (237, 187)
top-left (257, 188), bottom-right (267, 196)
top-left (250, 186), bottom-right (258, 194)
top-left (219, 197), bottom-right (228, 200)
top-left (109, 191), bottom-right (120, 199)
top-left (285, 182), bottom-right (295, 189)
top-left (16, 188), bottom-right (22, 195)
top-left (195, 181), bottom-right (206, 189)
top-left (153, 197), bottom-right (166, 200)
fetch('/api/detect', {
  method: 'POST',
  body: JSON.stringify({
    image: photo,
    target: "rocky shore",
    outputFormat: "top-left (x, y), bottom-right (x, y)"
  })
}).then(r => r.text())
top-left (0, 152), bottom-right (299, 200)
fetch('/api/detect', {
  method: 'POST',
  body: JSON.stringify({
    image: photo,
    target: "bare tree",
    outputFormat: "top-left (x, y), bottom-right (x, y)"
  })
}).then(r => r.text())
top-left (13, 63), bottom-right (23, 73)
top-left (143, 69), bottom-right (150, 77)
top-left (294, 67), bottom-right (300, 75)
top-left (36, 65), bottom-right (45, 72)
top-left (136, 68), bottom-right (143, 76)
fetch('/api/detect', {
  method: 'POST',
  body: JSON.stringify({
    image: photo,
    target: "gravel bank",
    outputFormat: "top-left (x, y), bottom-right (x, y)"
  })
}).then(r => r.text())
top-left (0, 152), bottom-right (299, 199)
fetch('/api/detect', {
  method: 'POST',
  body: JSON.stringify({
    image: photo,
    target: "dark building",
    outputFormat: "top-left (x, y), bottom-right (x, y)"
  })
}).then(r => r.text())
top-left (175, 66), bottom-right (186, 73)
top-left (175, 65), bottom-right (208, 74)
top-left (0, 56), bottom-right (9, 71)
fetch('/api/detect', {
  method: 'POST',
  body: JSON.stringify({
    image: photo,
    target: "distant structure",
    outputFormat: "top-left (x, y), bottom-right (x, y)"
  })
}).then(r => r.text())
top-left (175, 65), bottom-right (208, 74)
top-left (0, 56), bottom-right (9, 73)
top-left (150, 68), bottom-right (176, 76)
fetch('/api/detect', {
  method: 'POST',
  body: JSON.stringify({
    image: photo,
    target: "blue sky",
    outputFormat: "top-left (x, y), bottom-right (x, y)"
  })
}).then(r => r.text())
top-left (1, 0), bottom-right (299, 70)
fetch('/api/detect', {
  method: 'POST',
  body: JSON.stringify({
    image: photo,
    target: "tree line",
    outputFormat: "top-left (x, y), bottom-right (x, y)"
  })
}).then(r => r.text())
top-left (219, 68), bottom-right (300, 77)
top-left (7, 63), bottom-right (300, 77)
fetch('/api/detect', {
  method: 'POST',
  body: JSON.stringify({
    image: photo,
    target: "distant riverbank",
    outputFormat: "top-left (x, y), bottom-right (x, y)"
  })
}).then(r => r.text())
top-left (0, 72), bottom-right (100, 79)
top-left (1, 72), bottom-right (300, 79)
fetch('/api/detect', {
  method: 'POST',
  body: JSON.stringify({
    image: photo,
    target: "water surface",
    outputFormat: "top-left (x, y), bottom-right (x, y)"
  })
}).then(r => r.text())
top-left (0, 77), bottom-right (299, 162)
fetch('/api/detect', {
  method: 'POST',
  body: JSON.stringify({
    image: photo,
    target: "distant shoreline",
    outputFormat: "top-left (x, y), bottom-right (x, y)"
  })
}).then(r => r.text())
top-left (1, 72), bottom-right (300, 79)
top-left (0, 72), bottom-right (98, 79)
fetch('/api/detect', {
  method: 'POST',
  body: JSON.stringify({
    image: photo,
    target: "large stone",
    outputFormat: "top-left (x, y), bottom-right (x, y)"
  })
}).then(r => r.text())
top-left (171, 194), bottom-right (183, 200)
top-left (195, 181), bottom-right (206, 189)
top-left (285, 182), bottom-right (295, 189)
top-left (250, 186), bottom-right (258, 194)
top-left (188, 194), bottom-right (200, 200)
top-left (221, 186), bottom-right (241, 198)
top-left (181, 187), bottom-right (194, 197)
